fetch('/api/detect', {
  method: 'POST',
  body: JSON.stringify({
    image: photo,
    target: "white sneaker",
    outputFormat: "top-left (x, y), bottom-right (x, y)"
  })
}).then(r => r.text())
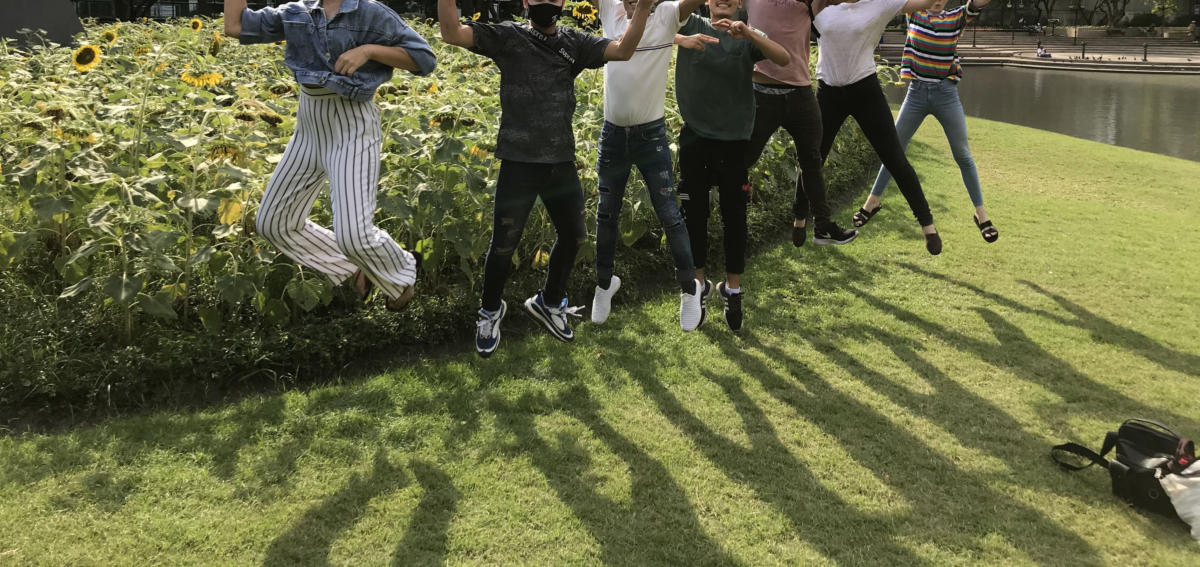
top-left (680, 279), bottom-right (702, 332)
top-left (591, 275), bottom-right (621, 324)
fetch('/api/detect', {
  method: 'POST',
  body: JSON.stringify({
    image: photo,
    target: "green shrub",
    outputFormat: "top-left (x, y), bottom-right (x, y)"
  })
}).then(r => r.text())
top-left (0, 18), bottom-right (879, 414)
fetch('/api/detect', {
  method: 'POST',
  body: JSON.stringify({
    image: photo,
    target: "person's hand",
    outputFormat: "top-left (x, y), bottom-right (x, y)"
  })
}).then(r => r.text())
top-left (335, 45), bottom-right (372, 76)
top-left (677, 33), bottom-right (719, 51)
top-left (712, 19), bottom-right (753, 40)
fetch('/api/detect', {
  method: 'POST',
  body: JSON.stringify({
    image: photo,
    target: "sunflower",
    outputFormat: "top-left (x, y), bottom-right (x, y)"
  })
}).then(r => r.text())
top-left (469, 145), bottom-right (490, 159)
top-left (134, 46), bottom-right (151, 56)
top-left (572, 2), bottom-right (596, 18)
top-left (58, 122), bottom-right (98, 145)
top-left (41, 106), bottom-right (70, 122)
top-left (473, 12), bottom-right (482, 20)
top-left (208, 140), bottom-right (241, 161)
top-left (189, 18), bottom-right (203, 32)
top-left (101, 29), bottom-right (118, 45)
top-left (234, 111), bottom-right (256, 123)
top-left (259, 111), bottom-right (284, 126)
top-left (72, 45), bottom-right (101, 73)
top-left (152, 62), bottom-right (169, 75)
top-left (268, 83), bottom-right (293, 96)
top-left (426, 81), bottom-right (438, 94)
top-left (209, 31), bottom-right (222, 56)
top-left (181, 71), bottom-right (223, 88)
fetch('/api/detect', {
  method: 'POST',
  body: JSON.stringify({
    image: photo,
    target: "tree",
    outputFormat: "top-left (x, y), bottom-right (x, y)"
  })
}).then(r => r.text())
top-left (1151, 0), bottom-right (1178, 27)
top-left (1070, 0), bottom-right (1100, 25)
top-left (1033, 0), bottom-right (1059, 22)
top-left (1096, 0), bottom-right (1132, 25)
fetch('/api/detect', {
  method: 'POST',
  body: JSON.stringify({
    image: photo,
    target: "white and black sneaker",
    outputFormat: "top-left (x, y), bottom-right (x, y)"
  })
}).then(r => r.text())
top-left (524, 293), bottom-right (583, 343)
top-left (591, 275), bottom-right (621, 324)
top-left (475, 301), bottom-right (507, 358)
top-left (697, 279), bottom-right (713, 329)
top-left (718, 282), bottom-right (743, 331)
top-left (813, 221), bottom-right (859, 246)
top-left (680, 279), bottom-right (703, 332)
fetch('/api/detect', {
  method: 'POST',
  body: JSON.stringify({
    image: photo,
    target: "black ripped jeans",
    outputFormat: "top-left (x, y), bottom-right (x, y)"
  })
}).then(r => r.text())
top-left (481, 160), bottom-right (588, 312)
top-left (817, 75), bottom-right (934, 227)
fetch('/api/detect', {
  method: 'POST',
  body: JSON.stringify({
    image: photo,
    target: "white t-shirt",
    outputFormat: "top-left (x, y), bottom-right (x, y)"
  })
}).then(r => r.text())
top-left (814, 0), bottom-right (907, 87)
top-left (601, 0), bottom-right (684, 127)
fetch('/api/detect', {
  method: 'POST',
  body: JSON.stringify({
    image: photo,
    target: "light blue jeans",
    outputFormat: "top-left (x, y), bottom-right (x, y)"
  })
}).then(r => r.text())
top-left (870, 80), bottom-right (984, 207)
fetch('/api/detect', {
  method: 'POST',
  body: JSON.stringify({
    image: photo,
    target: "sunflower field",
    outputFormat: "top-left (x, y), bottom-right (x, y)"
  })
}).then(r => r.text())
top-left (0, 16), bottom-right (878, 413)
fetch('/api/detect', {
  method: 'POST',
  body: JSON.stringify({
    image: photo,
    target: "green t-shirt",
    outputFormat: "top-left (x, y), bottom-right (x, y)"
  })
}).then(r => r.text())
top-left (675, 15), bottom-right (766, 141)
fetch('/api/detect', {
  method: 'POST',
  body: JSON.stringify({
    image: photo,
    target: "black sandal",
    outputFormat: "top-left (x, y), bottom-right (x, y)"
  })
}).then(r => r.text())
top-left (974, 215), bottom-right (999, 243)
top-left (853, 204), bottom-right (882, 228)
top-left (925, 230), bottom-right (943, 256)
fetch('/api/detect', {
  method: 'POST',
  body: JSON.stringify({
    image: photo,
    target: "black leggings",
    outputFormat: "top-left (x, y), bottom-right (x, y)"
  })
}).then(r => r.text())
top-left (818, 76), bottom-right (934, 227)
top-left (481, 160), bottom-right (587, 312)
top-left (678, 124), bottom-right (749, 276)
top-left (745, 85), bottom-right (832, 227)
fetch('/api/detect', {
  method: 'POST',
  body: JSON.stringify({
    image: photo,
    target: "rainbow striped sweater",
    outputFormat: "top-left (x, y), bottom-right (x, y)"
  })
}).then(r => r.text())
top-left (900, 1), bottom-right (981, 82)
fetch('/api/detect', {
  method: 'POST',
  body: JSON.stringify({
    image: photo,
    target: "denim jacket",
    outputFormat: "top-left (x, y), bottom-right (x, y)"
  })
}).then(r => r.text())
top-left (239, 0), bottom-right (436, 101)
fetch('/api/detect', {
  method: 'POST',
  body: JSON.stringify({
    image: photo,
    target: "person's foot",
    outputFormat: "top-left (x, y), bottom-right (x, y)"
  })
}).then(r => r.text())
top-left (697, 279), bottom-right (713, 330)
top-left (524, 293), bottom-right (581, 343)
top-left (813, 221), bottom-right (859, 246)
top-left (792, 220), bottom-right (807, 248)
top-left (680, 279), bottom-right (703, 332)
top-left (475, 300), bottom-right (507, 358)
top-left (923, 225), bottom-right (943, 256)
top-left (591, 275), bottom-right (621, 324)
top-left (385, 284), bottom-right (416, 312)
top-left (717, 281), bottom-right (743, 331)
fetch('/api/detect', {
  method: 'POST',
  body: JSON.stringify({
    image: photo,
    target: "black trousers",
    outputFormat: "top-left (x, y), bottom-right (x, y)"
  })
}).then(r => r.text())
top-left (481, 160), bottom-right (587, 312)
top-left (817, 76), bottom-right (934, 227)
top-left (678, 124), bottom-right (749, 276)
top-left (745, 85), bottom-right (832, 227)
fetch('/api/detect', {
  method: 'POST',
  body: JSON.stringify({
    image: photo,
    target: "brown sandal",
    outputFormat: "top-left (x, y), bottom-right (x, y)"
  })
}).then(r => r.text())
top-left (353, 269), bottom-right (374, 300)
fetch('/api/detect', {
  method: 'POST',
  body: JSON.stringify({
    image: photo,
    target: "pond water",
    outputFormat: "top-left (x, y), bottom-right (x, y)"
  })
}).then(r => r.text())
top-left (884, 67), bottom-right (1200, 162)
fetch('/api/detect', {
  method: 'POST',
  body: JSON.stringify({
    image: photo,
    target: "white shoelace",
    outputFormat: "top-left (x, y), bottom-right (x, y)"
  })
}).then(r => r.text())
top-left (477, 311), bottom-right (501, 339)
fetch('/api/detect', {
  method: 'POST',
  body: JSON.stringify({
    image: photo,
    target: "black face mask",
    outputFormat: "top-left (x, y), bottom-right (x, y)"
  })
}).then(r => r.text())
top-left (528, 3), bottom-right (563, 28)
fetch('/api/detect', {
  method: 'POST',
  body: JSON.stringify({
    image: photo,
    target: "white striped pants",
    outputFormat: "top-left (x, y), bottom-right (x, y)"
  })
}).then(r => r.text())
top-left (256, 86), bottom-right (416, 299)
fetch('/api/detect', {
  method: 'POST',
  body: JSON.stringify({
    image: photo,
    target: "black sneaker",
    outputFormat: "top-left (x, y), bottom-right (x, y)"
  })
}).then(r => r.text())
top-left (792, 223), bottom-right (807, 247)
top-left (813, 221), bottom-right (859, 246)
top-left (717, 282), bottom-right (742, 331)
top-left (697, 279), bottom-right (713, 329)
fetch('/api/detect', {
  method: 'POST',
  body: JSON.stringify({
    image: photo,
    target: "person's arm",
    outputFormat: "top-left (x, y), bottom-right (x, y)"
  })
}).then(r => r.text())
top-left (674, 33), bottom-right (720, 50)
top-left (439, 0), bottom-right (475, 47)
top-left (604, 0), bottom-right (654, 61)
top-left (714, 20), bottom-right (790, 66)
top-left (336, 14), bottom-right (437, 76)
top-left (678, 0), bottom-right (707, 21)
top-left (225, 0), bottom-right (284, 43)
top-left (902, 0), bottom-right (938, 15)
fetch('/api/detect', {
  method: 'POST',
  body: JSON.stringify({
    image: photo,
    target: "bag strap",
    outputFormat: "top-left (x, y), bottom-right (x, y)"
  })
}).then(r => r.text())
top-left (1123, 418), bottom-right (1182, 439)
top-left (1052, 440), bottom-right (1113, 472)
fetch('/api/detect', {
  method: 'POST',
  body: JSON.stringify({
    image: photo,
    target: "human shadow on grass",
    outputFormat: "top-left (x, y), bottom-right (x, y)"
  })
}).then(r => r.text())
top-left (896, 262), bottom-right (1200, 379)
top-left (263, 449), bottom-right (407, 567)
top-left (846, 285), bottom-right (1200, 433)
top-left (391, 461), bottom-right (460, 567)
top-left (716, 332), bottom-right (1102, 565)
top-left (488, 385), bottom-right (736, 566)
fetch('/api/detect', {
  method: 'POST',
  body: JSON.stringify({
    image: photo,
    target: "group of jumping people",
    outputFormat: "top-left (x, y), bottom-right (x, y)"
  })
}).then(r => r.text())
top-left (223, 0), bottom-right (999, 358)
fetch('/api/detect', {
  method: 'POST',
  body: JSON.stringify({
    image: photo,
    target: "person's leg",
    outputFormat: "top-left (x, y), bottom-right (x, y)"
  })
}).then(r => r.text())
top-left (715, 140), bottom-right (750, 285)
top-left (539, 162), bottom-right (589, 306)
top-left (594, 122), bottom-right (631, 289)
top-left (480, 160), bottom-right (542, 312)
top-left (677, 124), bottom-right (712, 284)
top-left (848, 78), bottom-right (935, 229)
top-left (931, 82), bottom-right (987, 220)
top-left (867, 83), bottom-right (930, 209)
top-left (632, 119), bottom-right (696, 294)
top-left (744, 89), bottom-right (786, 180)
top-left (817, 81), bottom-right (852, 162)
top-left (327, 98), bottom-right (418, 302)
top-left (781, 86), bottom-right (830, 226)
top-left (256, 92), bottom-right (359, 285)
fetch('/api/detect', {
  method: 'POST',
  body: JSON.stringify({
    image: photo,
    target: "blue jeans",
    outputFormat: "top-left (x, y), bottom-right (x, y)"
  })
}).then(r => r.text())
top-left (871, 80), bottom-right (984, 207)
top-left (595, 118), bottom-right (696, 291)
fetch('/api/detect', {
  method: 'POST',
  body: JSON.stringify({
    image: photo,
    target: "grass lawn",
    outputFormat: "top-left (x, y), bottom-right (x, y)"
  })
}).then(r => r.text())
top-left (2, 117), bottom-right (1199, 566)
